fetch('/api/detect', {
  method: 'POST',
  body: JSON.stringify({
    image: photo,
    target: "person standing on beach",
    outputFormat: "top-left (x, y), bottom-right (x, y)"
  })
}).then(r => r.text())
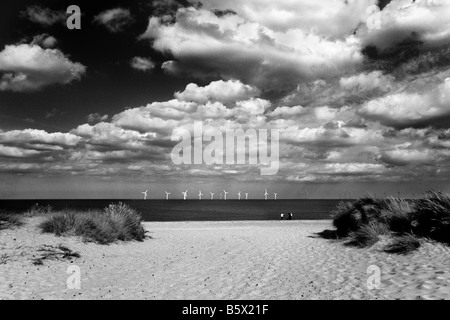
top-left (280, 213), bottom-right (284, 220)
top-left (288, 213), bottom-right (293, 220)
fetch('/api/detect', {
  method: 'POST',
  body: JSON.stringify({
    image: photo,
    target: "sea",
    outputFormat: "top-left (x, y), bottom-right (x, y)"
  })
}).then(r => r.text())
top-left (0, 199), bottom-right (345, 221)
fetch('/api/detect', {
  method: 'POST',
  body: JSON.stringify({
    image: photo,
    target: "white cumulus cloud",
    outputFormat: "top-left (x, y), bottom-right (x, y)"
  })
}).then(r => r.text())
top-left (175, 80), bottom-right (260, 104)
top-left (0, 44), bottom-right (86, 92)
top-left (142, 7), bottom-right (363, 91)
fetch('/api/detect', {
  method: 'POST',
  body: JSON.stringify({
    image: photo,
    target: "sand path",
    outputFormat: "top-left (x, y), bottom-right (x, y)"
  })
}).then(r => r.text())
top-left (0, 217), bottom-right (449, 299)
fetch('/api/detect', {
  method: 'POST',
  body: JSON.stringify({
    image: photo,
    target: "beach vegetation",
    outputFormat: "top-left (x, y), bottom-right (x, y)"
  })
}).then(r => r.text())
top-left (39, 202), bottom-right (146, 244)
top-left (328, 190), bottom-right (450, 253)
top-left (383, 234), bottom-right (421, 255)
top-left (345, 222), bottom-right (389, 248)
top-left (0, 211), bottom-right (23, 230)
top-left (25, 203), bottom-right (53, 216)
top-left (32, 244), bottom-right (81, 266)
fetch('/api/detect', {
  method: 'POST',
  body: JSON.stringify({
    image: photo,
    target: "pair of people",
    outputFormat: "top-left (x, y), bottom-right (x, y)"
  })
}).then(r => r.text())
top-left (280, 212), bottom-right (293, 220)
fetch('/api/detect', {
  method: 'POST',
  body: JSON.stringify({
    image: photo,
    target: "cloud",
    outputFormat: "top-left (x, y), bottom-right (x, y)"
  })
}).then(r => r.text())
top-left (279, 69), bottom-right (399, 110)
top-left (0, 129), bottom-right (81, 147)
top-left (71, 122), bottom-right (156, 150)
top-left (282, 122), bottom-right (353, 148)
top-left (45, 108), bottom-right (63, 119)
top-left (112, 107), bottom-right (181, 133)
top-left (130, 57), bottom-right (155, 72)
top-left (0, 44), bottom-right (86, 92)
top-left (359, 78), bottom-right (450, 128)
top-left (151, 0), bottom-right (188, 17)
top-left (379, 144), bottom-right (436, 166)
top-left (142, 7), bottom-right (363, 91)
top-left (174, 80), bottom-right (260, 104)
top-left (358, 0), bottom-right (450, 51)
top-left (320, 163), bottom-right (386, 175)
top-left (94, 8), bottom-right (134, 32)
top-left (0, 145), bottom-right (41, 158)
top-left (21, 5), bottom-right (66, 26)
top-left (194, 0), bottom-right (377, 38)
top-left (285, 161), bottom-right (387, 182)
top-left (268, 105), bottom-right (305, 118)
top-left (1, 71), bottom-right (448, 183)
top-left (233, 98), bottom-right (270, 116)
top-left (87, 113), bottom-right (109, 124)
top-left (5, 1), bottom-right (450, 188)
top-left (314, 107), bottom-right (339, 122)
top-left (30, 34), bottom-right (58, 48)
top-left (339, 70), bottom-right (394, 92)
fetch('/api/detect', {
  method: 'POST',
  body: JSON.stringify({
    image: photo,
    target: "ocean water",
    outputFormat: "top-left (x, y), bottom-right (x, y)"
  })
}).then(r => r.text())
top-left (0, 199), bottom-right (344, 221)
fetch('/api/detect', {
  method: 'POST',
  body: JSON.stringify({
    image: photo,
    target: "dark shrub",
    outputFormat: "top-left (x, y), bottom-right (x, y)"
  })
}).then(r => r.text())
top-left (328, 191), bottom-right (450, 254)
top-left (331, 201), bottom-right (362, 237)
top-left (345, 222), bottom-right (389, 248)
top-left (413, 191), bottom-right (450, 243)
top-left (384, 234), bottom-right (421, 254)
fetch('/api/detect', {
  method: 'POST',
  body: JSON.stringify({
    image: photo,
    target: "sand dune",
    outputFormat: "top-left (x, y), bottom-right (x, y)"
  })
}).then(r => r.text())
top-left (0, 217), bottom-right (449, 300)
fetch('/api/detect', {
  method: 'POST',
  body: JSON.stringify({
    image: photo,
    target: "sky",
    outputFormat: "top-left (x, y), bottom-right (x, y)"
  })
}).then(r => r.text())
top-left (1, 0), bottom-right (450, 199)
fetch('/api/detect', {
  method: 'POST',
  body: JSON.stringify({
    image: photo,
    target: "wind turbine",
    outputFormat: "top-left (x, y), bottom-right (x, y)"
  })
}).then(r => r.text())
top-left (237, 191), bottom-right (242, 200)
top-left (274, 192), bottom-right (277, 200)
top-left (165, 191), bottom-right (171, 200)
top-left (182, 190), bottom-right (188, 200)
top-left (223, 189), bottom-right (228, 200)
top-left (264, 189), bottom-right (269, 200)
top-left (198, 190), bottom-right (203, 200)
top-left (245, 193), bottom-right (249, 200)
top-left (142, 189), bottom-right (148, 200)
top-left (210, 192), bottom-right (215, 200)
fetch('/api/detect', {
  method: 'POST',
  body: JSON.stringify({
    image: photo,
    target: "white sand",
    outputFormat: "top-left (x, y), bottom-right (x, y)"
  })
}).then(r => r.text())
top-left (1, 217), bottom-right (449, 300)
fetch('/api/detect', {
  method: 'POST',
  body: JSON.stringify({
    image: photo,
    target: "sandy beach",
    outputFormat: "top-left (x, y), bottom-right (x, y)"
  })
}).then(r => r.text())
top-left (1, 216), bottom-right (449, 300)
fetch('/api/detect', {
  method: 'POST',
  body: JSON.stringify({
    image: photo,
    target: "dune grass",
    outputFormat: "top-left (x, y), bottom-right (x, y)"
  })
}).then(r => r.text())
top-left (384, 234), bottom-right (421, 255)
top-left (345, 222), bottom-right (389, 248)
top-left (329, 190), bottom-right (450, 253)
top-left (25, 203), bottom-right (53, 216)
top-left (39, 202), bottom-right (146, 244)
top-left (0, 211), bottom-right (23, 230)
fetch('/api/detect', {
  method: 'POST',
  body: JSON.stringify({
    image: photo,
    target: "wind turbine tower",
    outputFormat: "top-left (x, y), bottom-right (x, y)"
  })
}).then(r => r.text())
top-left (264, 189), bottom-right (269, 200)
top-left (223, 189), bottom-right (228, 200)
top-left (210, 192), bottom-right (215, 200)
top-left (142, 189), bottom-right (148, 200)
top-left (198, 190), bottom-right (203, 200)
top-left (165, 191), bottom-right (171, 200)
top-left (182, 190), bottom-right (188, 200)
top-left (237, 191), bottom-right (242, 200)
